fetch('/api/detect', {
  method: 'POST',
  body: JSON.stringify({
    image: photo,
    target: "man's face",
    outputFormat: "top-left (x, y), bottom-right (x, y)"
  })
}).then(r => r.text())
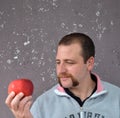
top-left (56, 43), bottom-right (94, 89)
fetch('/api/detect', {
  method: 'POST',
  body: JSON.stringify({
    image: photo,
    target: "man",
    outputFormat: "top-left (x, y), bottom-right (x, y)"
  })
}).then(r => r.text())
top-left (5, 33), bottom-right (120, 118)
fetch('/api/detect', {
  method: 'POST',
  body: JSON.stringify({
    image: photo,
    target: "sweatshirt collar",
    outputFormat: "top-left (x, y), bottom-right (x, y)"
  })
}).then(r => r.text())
top-left (54, 73), bottom-right (106, 96)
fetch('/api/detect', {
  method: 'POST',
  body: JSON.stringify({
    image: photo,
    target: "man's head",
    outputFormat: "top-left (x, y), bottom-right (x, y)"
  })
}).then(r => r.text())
top-left (56, 33), bottom-right (95, 88)
top-left (58, 33), bottom-right (95, 63)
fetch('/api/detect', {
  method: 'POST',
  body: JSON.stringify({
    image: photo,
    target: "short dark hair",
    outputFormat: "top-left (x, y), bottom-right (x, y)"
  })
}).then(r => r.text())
top-left (58, 33), bottom-right (95, 63)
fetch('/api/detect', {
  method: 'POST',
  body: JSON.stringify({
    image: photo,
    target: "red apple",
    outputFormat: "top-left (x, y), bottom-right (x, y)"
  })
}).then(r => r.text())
top-left (8, 78), bottom-right (34, 96)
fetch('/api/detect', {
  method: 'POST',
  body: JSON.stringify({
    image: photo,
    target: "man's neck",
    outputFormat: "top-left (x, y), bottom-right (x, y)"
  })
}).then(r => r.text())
top-left (68, 75), bottom-right (96, 101)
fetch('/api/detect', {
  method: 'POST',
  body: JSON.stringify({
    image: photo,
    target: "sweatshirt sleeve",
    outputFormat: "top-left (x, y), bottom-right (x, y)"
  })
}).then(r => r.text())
top-left (30, 98), bottom-right (42, 118)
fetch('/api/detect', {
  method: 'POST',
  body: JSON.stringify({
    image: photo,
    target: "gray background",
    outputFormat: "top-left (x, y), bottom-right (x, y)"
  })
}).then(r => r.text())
top-left (0, 0), bottom-right (120, 117)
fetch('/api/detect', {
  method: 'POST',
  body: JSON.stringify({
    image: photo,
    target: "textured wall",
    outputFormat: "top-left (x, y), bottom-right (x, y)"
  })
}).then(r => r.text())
top-left (0, 0), bottom-right (120, 117)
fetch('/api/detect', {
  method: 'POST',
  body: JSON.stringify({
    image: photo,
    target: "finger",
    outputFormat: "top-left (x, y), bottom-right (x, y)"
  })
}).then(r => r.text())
top-left (11, 92), bottom-right (24, 110)
top-left (24, 101), bottom-right (33, 118)
top-left (5, 91), bottom-right (16, 108)
top-left (24, 100), bottom-right (33, 112)
top-left (19, 96), bottom-right (32, 111)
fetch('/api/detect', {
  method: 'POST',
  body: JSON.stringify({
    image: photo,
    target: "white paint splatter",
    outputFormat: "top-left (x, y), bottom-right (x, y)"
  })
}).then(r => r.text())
top-left (53, 49), bottom-right (56, 53)
top-left (78, 24), bottom-right (83, 28)
top-left (16, 33), bottom-right (20, 36)
top-left (52, 0), bottom-right (58, 8)
top-left (96, 11), bottom-right (100, 16)
top-left (0, 11), bottom-right (4, 15)
top-left (73, 23), bottom-right (77, 32)
top-left (0, 24), bottom-right (4, 29)
top-left (78, 12), bottom-right (84, 17)
top-left (31, 61), bottom-right (34, 64)
top-left (101, 27), bottom-right (106, 33)
top-left (14, 56), bottom-right (18, 59)
top-left (15, 49), bottom-right (20, 54)
top-left (42, 77), bottom-right (45, 81)
top-left (94, 62), bottom-right (99, 67)
top-left (97, 33), bottom-right (102, 40)
top-left (61, 22), bottom-right (66, 28)
top-left (7, 59), bottom-right (13, 64)
top-left (24, 40), bottom-right (30, 46)
top-left (13, 31), bottom-right (16, 34)
top-left (12, 7), bottom-right (16, 10)
top-left (38, 7), bottom-right (49, 12)
top-left (32, 56), bottom-right (38, 60)
top-left (27, 4), bottom-right (32, 11)
top-left (110, 20), bottom-right (114, 26)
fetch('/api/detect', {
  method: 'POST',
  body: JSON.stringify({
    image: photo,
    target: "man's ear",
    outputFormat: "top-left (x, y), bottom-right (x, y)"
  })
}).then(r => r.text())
top-left (87, 56), bottom-right (95, 71)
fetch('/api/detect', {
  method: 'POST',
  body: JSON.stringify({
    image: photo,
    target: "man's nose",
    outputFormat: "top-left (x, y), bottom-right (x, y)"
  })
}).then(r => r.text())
top-left (58, 63), bottom-right (67, 73)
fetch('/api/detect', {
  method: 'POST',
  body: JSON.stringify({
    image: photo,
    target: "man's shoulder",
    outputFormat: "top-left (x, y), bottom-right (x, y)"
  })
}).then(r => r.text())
top-left (36, 84), bottom-right (58, 100)
top-left (102, 80), bottom-right (120, 93)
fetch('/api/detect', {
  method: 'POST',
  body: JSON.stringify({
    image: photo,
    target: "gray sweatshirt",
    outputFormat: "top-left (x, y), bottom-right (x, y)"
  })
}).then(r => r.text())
top-left (31, 73), bottom-right (120, 118)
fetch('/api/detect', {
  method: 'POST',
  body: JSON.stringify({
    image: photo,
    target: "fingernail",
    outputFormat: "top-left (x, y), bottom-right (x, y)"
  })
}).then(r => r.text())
top-left (19, 92), bottom-right (24, 96)
top-left (11, 91), bottom-right (15, 94)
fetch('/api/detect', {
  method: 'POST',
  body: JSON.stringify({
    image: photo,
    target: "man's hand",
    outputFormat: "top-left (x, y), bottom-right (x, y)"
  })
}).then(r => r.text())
top-left (5, 91), bottom-right (33, 118)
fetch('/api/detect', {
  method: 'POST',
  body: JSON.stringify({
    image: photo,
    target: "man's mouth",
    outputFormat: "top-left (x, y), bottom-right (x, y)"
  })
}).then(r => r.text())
top-left (60, 77), bottom-right (70, 81)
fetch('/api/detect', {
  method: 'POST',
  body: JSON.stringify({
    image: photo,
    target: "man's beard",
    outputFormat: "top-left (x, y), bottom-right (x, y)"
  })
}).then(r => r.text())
top-left (57, 72), bottom-right (79, 88)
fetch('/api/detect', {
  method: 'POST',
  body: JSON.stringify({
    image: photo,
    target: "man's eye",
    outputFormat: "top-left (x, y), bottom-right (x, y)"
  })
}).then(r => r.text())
top-left (56, 61), bottom-right (60, 64)
top-left (66, 61), bottom-right (75, 64)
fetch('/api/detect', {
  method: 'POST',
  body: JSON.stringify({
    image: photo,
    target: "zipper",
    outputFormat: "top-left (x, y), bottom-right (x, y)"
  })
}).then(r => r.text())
top-left (80, 107), bottom-right (84, 118)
